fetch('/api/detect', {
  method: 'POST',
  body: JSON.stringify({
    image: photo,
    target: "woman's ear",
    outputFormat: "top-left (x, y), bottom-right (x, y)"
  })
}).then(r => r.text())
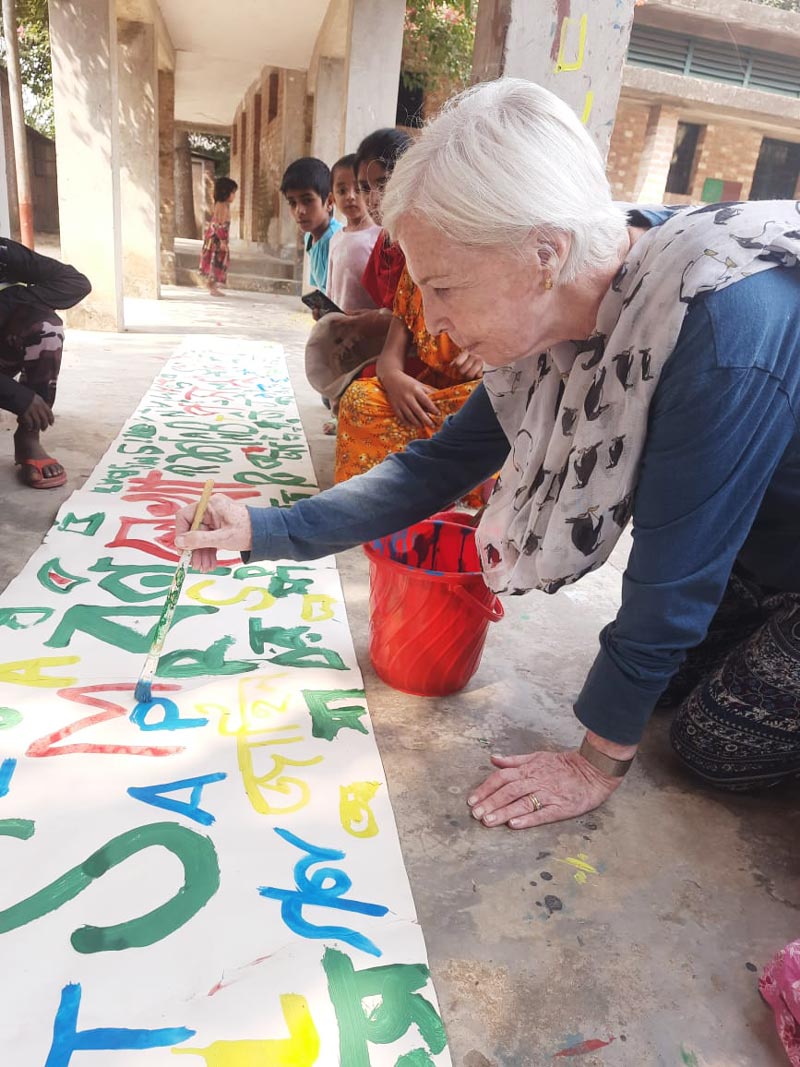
top-left (535, 232), bottom-right (571, 284)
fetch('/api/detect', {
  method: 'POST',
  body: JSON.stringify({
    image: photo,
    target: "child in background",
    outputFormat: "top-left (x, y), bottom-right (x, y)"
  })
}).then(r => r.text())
top-left (199, 177), bottom-right (238, 297)
top-left (326, 154), bottom-right (381, 313)
top-left (357, 128), bottom-right (413, 308)
top-left (304, 128), bottom-right (413, 415)
top-left (280, 157), bottom-right (341, 297)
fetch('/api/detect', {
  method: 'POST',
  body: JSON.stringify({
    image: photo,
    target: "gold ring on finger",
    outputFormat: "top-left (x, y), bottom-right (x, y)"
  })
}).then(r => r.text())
top-left (529, 794), bottom-right (543, 812)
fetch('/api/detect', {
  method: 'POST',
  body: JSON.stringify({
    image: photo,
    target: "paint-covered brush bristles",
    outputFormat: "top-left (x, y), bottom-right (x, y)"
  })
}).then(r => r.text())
top-left (134, 479), bottom-right (215, 704)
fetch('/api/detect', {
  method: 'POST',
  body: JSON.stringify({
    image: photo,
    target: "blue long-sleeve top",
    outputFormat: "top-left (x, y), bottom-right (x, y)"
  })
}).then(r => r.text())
top-left (249, 263), bottom-right (800, 746)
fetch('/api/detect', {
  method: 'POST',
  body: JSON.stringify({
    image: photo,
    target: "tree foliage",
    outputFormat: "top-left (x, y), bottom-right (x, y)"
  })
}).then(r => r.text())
top-left (402, 1), bottom-right (477, 95)
top-left (0, 0), bottom-right (54, 137)
top-left (188, 133), bottom-right (231, 176)
top-left (748, 0), bottom-right (800, 9)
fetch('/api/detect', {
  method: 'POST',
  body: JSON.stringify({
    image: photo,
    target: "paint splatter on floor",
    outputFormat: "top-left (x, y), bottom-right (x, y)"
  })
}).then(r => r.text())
top-left (554, 1036), bottom-right (615, 1057)
top-left (544, 895), bottom-right (563, 915)
top-left (680, 1046), bottom-right (700, 1067)
top-left (557, 853), bottom-right (600, 885)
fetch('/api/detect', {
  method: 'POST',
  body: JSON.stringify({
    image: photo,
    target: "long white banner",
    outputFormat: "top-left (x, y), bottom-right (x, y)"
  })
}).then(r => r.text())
top-left (0, 338), bottom-right (451, 1067)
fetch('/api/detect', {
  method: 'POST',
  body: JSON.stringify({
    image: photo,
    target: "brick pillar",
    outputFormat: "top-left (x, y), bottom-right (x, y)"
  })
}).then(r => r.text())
top-left (278, 69), bottom-right (308, 252)
top-left (118, 20), bottom-right (159, 299)
top-left (633, 105), bottom-right (680, 204)
top-left (174, 127), bottom-right (196, 238)
top-left (158, 69), bottom-right (176, 285)
top-left (689, 125), bottom-right (764, 202)
top-left (229, 106), bottom-right (241, 240)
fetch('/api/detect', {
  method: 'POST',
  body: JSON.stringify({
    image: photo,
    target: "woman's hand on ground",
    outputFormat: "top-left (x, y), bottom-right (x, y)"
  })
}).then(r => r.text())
top-left (381, 370), bottom-right (440, 428)
top-left (452, 350), bottom-right (484, 380)
top-left (174, 494), bottom-right (253, 572)
top-left (466, 747), bottom-right (624, 829)
top-left (17, 395), bottom-right (54, 433)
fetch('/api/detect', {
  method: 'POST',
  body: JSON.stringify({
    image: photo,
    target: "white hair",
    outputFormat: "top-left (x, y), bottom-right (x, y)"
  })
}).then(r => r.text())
top-left (382, 78), bottom-right (628, 284)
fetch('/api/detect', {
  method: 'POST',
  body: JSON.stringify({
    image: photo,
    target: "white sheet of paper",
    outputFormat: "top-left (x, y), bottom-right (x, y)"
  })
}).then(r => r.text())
top-left (0, 339), bottom-right (451, 1066)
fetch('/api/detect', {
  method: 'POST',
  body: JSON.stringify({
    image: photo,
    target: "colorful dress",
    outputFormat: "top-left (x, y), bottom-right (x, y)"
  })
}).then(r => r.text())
top-left (199, 220), bottom-right (230, 286)
top-left (360, 231), bottom-right (406, 309)
top-left (334, 267), bottom-right (482, 498)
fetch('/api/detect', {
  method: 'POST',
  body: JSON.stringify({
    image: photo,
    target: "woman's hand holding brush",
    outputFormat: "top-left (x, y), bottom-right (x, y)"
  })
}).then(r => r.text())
top-left (174, 494), bottom-right (253, 572)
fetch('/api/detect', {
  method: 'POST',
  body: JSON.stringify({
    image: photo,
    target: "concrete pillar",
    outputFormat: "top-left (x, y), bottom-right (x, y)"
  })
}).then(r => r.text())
top-left (278, 69), bottom-right (308, 251)
top-left (0, 71), bottom-right (14, 237)
top-left (118, 19), bottom-right (159, 299)
top-left (342, 0), bottom-right (405, 154)
top-left (471, 0), bottom-right (636, 159)
top-left (50, 0), bottom-right (123, 330)
top-left (158, 68), bottom-right (176, 285)
top-left (633, 105), bottom-right (680, 204)
top-left (174, 128), bottom-right (196, 238)
top-left (311, 56), bottom-right (346, 165)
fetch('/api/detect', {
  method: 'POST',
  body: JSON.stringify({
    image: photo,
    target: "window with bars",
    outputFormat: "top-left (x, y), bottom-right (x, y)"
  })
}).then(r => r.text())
top-left (627, 24), bottom-right (800, 97)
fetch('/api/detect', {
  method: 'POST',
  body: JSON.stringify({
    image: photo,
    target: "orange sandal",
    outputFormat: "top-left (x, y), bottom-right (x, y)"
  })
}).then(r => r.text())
top-left (16, 457), bottom-right (67, 489)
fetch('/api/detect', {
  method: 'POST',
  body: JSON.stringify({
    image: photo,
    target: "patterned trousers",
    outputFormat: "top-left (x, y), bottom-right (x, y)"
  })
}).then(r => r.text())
top-left (667, 571), bottom-right (800, 790)
top-left (0, 302), bottom-right (64, 408)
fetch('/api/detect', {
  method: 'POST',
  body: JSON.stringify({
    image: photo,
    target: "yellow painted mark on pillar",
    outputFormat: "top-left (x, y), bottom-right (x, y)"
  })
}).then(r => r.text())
top-left (301, 593), bottom-right (335, 623)
top-left (0, 656), bottom-right (80, 688)
top-left (554, 14), bottom-right (588, 73)
top-left (172, 993), bottom-right (320, 1065)
top-left (581, 90), bottom-right (594, 126)
top-left (340, 780), bottom-right (381, 838)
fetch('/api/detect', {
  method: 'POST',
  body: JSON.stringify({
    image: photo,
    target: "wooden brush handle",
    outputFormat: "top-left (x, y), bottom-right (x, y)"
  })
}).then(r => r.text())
top-left (191, 480), bottom-right (215, 532)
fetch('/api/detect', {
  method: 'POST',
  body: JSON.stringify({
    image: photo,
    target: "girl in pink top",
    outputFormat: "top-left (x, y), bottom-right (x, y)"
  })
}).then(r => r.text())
top-left (326, 154), bottom-right (381, 313)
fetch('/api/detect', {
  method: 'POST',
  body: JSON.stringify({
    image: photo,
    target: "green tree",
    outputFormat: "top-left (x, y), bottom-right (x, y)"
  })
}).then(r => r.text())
top-left (402, 1), bottom-right (477, 96)
top-left (748, 0), bottom-right (800, 9)
top-left (188, 132), bottom-right (231, 177)
top-left (0, 0), bottom-right (54, 137)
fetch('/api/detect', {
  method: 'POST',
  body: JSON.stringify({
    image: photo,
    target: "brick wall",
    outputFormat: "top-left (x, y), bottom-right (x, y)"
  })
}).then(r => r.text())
top-left (607, 97), bottom-right (767, 205)
top-left (257, 69), bottom-right (284, 244)
top-left (231, 70), bottom-right (290, 244)
top-left (158, 69), bottom-right (176, 281)
top-left (607, 100), bottom-right (650, 201)
top-left (688, 123), bottom-right (764, 201)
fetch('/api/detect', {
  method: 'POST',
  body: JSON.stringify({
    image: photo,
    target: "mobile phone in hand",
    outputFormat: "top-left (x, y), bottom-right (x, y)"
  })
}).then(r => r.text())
top-left (301, 289), bottom-right (343, 317)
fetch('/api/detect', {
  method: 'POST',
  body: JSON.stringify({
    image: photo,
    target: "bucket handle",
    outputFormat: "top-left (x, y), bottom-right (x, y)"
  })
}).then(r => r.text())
top-left (452, 583), bottom-right (504, 623)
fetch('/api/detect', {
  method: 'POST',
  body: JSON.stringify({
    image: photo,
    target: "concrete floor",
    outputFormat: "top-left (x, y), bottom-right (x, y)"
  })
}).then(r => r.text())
top-left (1, 286), bottom-right (797, 1067)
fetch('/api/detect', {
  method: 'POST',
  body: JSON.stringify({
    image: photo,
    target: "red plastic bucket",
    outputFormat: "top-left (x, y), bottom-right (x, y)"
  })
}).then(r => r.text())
top-left (363, 517), bottom-right (504, 697)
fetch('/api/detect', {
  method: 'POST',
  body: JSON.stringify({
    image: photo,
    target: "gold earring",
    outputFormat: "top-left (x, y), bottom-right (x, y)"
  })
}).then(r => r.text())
top-left (543, 272), bottom-right (553, 291)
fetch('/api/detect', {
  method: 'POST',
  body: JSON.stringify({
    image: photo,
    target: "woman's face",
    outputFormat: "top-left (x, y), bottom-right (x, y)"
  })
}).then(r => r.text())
top-left (398, 214), bottom-right (558, 367)
top-left (358, 159), bottom-right (390, 226)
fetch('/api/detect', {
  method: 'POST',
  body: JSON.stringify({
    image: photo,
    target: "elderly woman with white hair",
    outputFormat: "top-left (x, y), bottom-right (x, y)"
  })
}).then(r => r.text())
top-left (175, 79), bottom-right (800, 829)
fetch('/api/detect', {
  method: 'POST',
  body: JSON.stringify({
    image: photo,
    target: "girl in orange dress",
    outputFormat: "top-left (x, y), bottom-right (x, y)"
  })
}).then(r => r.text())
top-left (334, 266), bottom-right (484, 501)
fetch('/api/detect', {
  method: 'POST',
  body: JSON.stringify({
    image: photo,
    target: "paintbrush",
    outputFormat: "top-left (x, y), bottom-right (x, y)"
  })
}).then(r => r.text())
top-left (133, 478), bottom-right (215, 705)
